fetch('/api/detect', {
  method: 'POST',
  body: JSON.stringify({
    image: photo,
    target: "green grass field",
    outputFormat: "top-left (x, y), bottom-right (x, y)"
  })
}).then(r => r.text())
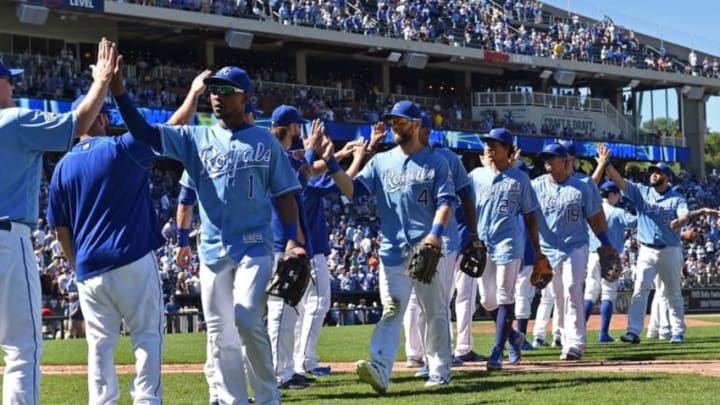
top-left (3, 316), bottom-right (720, 404)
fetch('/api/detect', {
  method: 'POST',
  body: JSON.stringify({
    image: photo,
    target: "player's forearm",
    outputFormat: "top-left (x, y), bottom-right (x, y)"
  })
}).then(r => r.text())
top-left (345, 151), bottom-right (366, 179)
top-left (55, 226), bottom-right (76, 270)
top-left (276, 192), bottom-right (301, 247)
top-left (603, 162), bottom-right (627, 192)
top-left (176, 204), bottom-right (194, 229)
top-left (432, 203), bottom-right (453, 228)
top-left (459, 193), bottom-right (478, 239)
top-left (114, 92), bottom-right (162, 150)
top-left (74, 77), bottom-right (112, 137)
top-left (591, 160), bottom-right (605, 185)
top-left (589, 212), bottom-right (610, 244)
top-left (523, 212), bottom-right (542, 256)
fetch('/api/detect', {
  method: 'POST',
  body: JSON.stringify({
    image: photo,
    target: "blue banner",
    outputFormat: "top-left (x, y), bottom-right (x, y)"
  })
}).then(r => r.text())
top-left (18, 97), bottom-right (688, 163)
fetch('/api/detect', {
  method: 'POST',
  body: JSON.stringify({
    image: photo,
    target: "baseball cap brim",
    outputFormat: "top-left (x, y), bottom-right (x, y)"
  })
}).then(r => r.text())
top-left (382, 112), bottom-right (416, 120)
top-left (648, 164), bottom-right (673, 178)
top-left (203, 77), bottom-right (246, 90)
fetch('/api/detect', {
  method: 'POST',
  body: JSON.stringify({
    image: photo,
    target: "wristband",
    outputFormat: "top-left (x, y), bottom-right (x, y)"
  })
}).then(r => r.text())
top-left (177, 228), bottom-right (191, 247)
top-left (430, 223), bottom-right (444, 238)
top-left (597, 231), bottom-right (611, 247)
top-left (282, 222), bottom-right (298, 242)
top-left (304, 148), bottom-right (317, 165)
top-left (326, 157), bottom-right (342, 175)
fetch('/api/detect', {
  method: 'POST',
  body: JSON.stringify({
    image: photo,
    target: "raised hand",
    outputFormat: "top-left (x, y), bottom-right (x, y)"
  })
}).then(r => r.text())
top-left (596, 143), bottom-right (611, 165)
top-left (368, 121), bottom-right (387, 151)
top-left (336, 138), bottom-right (364, 160)
top-left (189, 70), bottom-right (212, 97)
top-left (92, 38), bottom-right (117, 84)
top-left (353, 139), bottom-right (368, 161)
top-left (319, 133), bottom-right (335, 161)
top-left (110, 54), bottom-right (124, 96)
top-left (303, 119), bottom-right (324, 151)
top-left (175, 246), bottom-right (192, 270)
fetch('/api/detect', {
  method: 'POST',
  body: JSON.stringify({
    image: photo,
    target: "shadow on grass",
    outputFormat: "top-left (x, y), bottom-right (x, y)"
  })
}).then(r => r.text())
top-left (299, 373), bottom-right (655, 402)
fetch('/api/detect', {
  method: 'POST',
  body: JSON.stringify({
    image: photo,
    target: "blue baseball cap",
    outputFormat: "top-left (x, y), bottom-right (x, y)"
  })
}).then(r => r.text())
top-left (539, 143), bottom-right (568, 158)
top-left (648, 162), bottom-right (673, 179)
top-left (560, 140), bottom-right (576, 156)
top-left (481, 128), bottom-right (514, 145)
top-left (245, 102), bottom-right (263, 116)
top-left (204, 66), bottom-right (252, 93)
top-left (600, 180), bottom-right (620, 194)
top-left (382, 100), bottom-right (422, 121)
top-left (0, 61), bottom-right (23, 78)
top-left (71, 95), bottom-right (114, 114)
top-left (271, 105), bottom-right (307, 126)
top-left (420, 112), bottom-right (432, 129)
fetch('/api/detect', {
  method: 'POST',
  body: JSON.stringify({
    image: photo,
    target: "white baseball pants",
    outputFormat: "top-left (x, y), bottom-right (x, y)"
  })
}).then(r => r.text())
top-left (532, 284), bottom-right (560, 342)
top-left (627, 246), bottom-right (685, 337)
top-left (477, 258), bottom-right (522, 311)
top-left (293, 253), bottom-right (331, 373)
top-left (515, 265), bottom-right (536, 320)
top-left (452, 254), bottom-right (478, 357)
top-left (77, 251), bottom-right (164, 405)
top-left (550, 246), bottom-right (589, 355)
top-left (647, 274), bottom-right (671, 338)
top-left (0, 223), bottom-right (42, 405)
top-left (200, 255), bottom-right (279, 405)
top-left (370, 256), bottom-right (452, 387)
top-left (404, 251), bottom-right (456, 362)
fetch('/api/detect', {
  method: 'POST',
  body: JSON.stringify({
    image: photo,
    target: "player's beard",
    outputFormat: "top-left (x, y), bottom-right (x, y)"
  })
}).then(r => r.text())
top-left (650, 175), bottom-right (665, 187)
top-left (394, 128), bottom-right (412, 146)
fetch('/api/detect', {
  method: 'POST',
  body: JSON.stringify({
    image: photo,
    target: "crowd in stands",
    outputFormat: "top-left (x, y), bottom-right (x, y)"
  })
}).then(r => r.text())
top-left (114, 0), bottom-right (710, 77)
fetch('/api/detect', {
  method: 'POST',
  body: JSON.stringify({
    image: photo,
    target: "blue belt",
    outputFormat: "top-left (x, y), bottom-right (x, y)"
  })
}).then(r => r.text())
top-left (0, 221), bottom-right (10, 232)
top-left (641, 242), bottom-right (666, 249)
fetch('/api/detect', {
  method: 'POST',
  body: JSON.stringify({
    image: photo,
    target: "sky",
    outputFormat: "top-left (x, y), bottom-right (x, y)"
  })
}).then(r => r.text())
top-left (543, 0), bottom-right (720, 133)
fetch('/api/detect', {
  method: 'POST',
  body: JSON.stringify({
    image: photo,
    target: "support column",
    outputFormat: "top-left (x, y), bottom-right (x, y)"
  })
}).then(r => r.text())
top-left (681, 95), bottom-right (707, 178)
top-left (204, 40), bottom-right (215, 68)
top-left (464, 71), bottom-right (472, 93)
top-left (295, 50), bottom-right (307, 85)
top-left (382, 62), bottom-right (390, 97)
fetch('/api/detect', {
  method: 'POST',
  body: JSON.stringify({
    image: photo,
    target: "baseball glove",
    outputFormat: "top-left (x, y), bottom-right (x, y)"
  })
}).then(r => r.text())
top-left (597, 245), bottom-right (622, 282)
top-left (266, 248), bottom-right (312, 307)
top-left (530, 255), bottom-right (553, 289)
top-left (407, 243), bottom-right (442, 284)
top-left (458, 239), bottom-right (487, 278)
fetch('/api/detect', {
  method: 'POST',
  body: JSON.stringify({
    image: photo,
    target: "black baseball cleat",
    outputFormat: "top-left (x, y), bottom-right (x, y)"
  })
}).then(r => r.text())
top-left (457, 350), bottom-right (487, 362)
top-left (279, 374), bottom-right (311, 390)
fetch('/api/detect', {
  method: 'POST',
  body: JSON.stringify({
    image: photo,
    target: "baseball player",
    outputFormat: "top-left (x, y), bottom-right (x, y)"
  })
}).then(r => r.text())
top-left (114, 64), bottom-right (301, 405)
top-left (294, 139), bottom-right (366, 377)
top-left (597, 145), bottom-right (718, 344)
top-left (266, 105), bottom-right (354, 389)
top-left (532, 143), bottom-right (613, 360)
top-left (0, 39), bottom-right (116, 405)
top-left (512, 160), bottom-right (539, 350)
top-left (470, 128), bottom-right (542, 370)
top-left (583, 181), bottom-right (637, 342)
top-left (403, 113), bottom-right (478, 375)
top-left (46, 69), bottom-right (209, 405)
top-left (353, 100), bottom-right (455, 393)
top-left (175, 98), bottom-right (263, 405)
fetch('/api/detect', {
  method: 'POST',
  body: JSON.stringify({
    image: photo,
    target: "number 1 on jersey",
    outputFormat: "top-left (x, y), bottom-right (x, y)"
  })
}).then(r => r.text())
top-left (248, 174), bottom-right (255, 199)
